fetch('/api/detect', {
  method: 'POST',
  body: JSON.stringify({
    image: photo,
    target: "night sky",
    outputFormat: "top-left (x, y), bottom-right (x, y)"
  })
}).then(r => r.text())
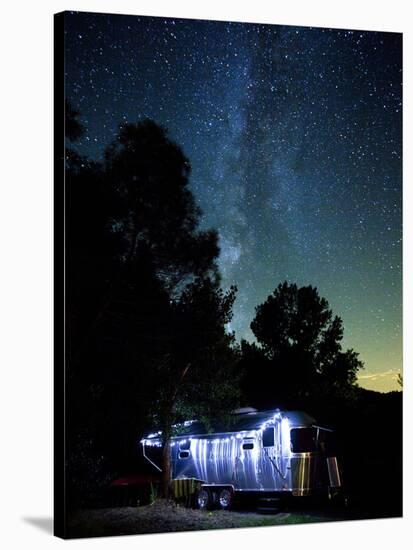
top-left (64, 12), bottom-right (402, 392)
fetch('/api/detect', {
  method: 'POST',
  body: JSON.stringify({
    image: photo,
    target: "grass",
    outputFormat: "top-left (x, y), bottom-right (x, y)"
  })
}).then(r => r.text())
top-left (66, 499), bottom-right (349, 538)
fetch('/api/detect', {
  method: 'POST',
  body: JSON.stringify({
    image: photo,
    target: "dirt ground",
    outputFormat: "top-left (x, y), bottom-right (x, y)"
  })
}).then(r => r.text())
top-left (66, 499), bottom-right (355, 539)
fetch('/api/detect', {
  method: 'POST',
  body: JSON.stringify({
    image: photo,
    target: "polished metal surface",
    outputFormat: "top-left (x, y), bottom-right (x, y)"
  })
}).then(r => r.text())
top-left (290, 455), bottom-right (319, 494)
top-left (142, 409), bottom-right (342, 496)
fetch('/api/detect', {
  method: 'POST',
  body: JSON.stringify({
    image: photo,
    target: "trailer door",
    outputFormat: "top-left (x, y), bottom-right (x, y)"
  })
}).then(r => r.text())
top-left (234, 438), bottom-right (259, 490)
top-left (259, 426), bottom-right (280, 490)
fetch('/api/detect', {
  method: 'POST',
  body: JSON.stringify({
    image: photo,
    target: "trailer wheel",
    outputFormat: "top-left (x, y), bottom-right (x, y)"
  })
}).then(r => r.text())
top-left (197, 488), bottom-right (213, 510)
top-left (218, 488), bottom-right (233, 510)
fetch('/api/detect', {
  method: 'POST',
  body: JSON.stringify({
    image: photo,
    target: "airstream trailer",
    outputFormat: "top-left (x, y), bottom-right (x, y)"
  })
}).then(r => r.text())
top-left (141, 408), bottom-right (342, 510)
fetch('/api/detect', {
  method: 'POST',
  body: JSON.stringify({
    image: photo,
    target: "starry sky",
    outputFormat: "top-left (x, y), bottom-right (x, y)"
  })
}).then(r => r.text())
top-left (64, 12), bottom-right (402, 392)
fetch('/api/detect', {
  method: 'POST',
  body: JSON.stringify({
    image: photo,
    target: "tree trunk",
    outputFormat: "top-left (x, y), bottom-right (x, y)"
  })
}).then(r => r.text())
top-left (159, 365), bottom-right (192, 499)
top-left (161, 437), bottom-right (171, 499)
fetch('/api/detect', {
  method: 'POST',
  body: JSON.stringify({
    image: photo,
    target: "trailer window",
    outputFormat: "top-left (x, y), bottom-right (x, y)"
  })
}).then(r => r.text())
top-left (262, 427), bottom-right (275, 447)
top-left (178, 450), bottom-right (190, 459)
top-left (290, 428), bottom-right (317, 453)
top-left (242, 441), bottom-right (254, 450)
top-left (179, 439), bottom-right (191, 451)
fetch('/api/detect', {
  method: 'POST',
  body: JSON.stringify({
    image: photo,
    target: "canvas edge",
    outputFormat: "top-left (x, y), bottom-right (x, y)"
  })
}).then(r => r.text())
top-left (53, 10), bottom-right (67, 540)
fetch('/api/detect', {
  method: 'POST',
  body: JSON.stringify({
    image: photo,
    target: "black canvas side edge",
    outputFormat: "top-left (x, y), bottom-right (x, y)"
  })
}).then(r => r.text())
top-left (54, 11), bottom-right (66, 539)
top-left (400, 32), bottom-right (404, 518)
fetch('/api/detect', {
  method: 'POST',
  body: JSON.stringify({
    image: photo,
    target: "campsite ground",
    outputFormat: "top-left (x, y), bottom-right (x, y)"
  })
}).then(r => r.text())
top-left (66, 499), bottom-right (393, 539)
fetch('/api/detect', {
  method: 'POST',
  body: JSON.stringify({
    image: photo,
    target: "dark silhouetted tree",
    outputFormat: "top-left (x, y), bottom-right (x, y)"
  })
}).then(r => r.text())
top-left (65, 114), bottom-right (240, 503)
top-left (99, 121), bottom-right (240, 495)
top-left (104, 120), bottom-right (219, 293)
top-left (147, 278), bottom-right (240, 496)
top-left (246, 282), bottom-right (363, 406)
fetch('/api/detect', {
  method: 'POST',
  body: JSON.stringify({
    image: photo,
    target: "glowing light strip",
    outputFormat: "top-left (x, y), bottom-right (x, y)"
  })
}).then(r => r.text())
top-left (141, 410), bottom-right (285, 447)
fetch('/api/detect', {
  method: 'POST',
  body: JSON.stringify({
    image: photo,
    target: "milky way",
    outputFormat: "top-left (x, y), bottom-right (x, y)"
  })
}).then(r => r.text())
top-left (64, 12), bottom-right (402, 391)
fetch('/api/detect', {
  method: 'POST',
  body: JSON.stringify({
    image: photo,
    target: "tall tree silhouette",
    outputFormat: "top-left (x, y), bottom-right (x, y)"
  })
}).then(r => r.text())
top-left (245, 282), bottom-right (363, 407)
top-left (65, 113), bottom-right (240, 503)
top-left (150, 278), bottom-right (240, 497)
top-left (100, 121), bottom-right (240, 495)
top-left (104, 120), bottom-right (219, 293)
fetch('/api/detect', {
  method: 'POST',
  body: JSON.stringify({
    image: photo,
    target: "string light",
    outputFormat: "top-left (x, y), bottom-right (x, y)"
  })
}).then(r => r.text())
top-left (141, 410), bottom-right (287, 447)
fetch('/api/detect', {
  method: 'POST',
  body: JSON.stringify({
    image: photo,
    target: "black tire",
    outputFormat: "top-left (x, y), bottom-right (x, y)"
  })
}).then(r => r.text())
top-left (197, 487), bottom-right (213, 510)
top-left (218, 488), bottom-right (233, 510)
top-left (328, 488), bottom-right (349, 510)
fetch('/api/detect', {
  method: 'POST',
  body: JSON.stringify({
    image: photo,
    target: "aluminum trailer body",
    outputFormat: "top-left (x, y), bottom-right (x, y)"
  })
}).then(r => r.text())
top-left (141, 409), bottom-right (342, 507)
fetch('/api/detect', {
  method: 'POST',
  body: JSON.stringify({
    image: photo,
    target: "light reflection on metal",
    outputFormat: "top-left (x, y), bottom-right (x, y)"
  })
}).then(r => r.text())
top-left (141, 409), bottom-right (342, 496)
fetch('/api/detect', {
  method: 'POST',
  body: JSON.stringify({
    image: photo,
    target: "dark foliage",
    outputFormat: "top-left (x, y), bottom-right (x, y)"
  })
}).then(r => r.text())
top-left (104, 119), bottom-right (220, 293)
top-left (244, 281), bottom-right (363, 406)
top-left (65, 108), bottom-right (239, 506)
